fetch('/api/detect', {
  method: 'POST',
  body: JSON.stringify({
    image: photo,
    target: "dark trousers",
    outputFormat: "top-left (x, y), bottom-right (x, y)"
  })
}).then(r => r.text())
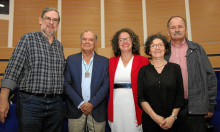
top-left (16, 92), bottom-right (64, 132)
top-left (142, 120), bottom-right (178, 132)
top-left (178, 100), bottom-right (207, 132)
top-left (142, 112), bottom-right (178, 132)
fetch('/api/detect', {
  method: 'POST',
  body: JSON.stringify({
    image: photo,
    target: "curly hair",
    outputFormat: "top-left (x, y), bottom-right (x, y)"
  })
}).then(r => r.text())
top-left (111, 28), bottom-right (140, 56)
top-left (144, 34), bottom-right (170, 56)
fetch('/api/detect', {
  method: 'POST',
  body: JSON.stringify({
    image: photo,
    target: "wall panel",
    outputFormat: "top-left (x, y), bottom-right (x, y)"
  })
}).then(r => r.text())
top-left (201, 43), bottom-right (220, 55)
top-left (0, 0), bottom-right (219, 72)
top-left (0, 62), bottom-right (8, 74)
top-left (62, 0), bottom-right (101, 48)
top-left (0, 76), bottom-right (3, 86)
top-left (209, 56), bottom-right (220, 69)
top-left (105, 0), bottom-right (143, 47)
top-left (0, 20), bottom-right (9, 47)
top-left (189, 0), bottom-right (220, 43)
top-left (64, 47), bottom-right (114, 59)
top-left (146, 0), bottom-right (186, 39)
top-left (13, 0), bottom-right (58, 47)
top-left (0, 48), bottom-right (14, 59)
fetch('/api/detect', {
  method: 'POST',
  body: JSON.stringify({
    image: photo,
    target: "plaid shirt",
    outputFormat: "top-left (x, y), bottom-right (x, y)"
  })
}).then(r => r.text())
top-left (1, 32), bottom-right (65, 94)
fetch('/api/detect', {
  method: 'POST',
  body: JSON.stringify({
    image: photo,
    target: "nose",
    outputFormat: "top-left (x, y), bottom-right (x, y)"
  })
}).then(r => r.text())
top-left (122, 40), bottom-right (127, 43)
top-left (85, 39), bottom-right (89, 43)
top-left (156, 45), bottom-right (160, 49)
top-left (49, 19), bottom-right (54, 24)
top-left (175, 27), bottom-right (180, 32)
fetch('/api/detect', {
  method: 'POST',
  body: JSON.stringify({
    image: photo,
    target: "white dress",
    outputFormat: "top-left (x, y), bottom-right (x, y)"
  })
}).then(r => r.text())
top-left (109, 57), bottom-right (141, 132)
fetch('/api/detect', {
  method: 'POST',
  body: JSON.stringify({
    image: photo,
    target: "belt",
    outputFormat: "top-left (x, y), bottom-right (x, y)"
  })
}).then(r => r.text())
top-left (19, 90), bottom-right (61, 98)
top-left (114, 83), bottom-right (132, 89)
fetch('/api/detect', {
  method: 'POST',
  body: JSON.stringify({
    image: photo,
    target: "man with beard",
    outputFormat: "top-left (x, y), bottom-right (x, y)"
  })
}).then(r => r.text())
top-left (165, 16), bottom-right (217, 132)
top-left (0, 7), bottom-right (65, 132)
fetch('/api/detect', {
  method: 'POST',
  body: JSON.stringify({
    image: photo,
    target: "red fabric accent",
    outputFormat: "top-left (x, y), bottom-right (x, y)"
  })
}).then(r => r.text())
top-left (107, 55), bottom-right (149, 125)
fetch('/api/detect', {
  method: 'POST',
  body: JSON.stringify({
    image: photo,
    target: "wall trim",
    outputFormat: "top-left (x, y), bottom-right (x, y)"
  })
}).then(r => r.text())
top-left (57, 0), bottom-right (62, 42)
top-left (142, 0), bottom-right (147, 43)
top-left (101, 0), bottom-right (105, 48)
top-left (185, 0), bottom-right (192, 41)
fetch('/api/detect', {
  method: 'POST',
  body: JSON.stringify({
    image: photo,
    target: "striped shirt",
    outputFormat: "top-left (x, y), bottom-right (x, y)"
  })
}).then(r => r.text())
top-left (169, 38), bottom-right (189, 99)
top-left (1, 32), bottom-right (65, 94)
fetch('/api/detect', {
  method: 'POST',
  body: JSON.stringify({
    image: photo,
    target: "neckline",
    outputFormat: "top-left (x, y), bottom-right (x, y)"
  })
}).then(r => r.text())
top-left (151, 60), bottom-right (167, 68)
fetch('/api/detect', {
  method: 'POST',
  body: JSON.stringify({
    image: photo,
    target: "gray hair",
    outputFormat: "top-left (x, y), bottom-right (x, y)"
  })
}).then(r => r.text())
top-left (41, 7), bottom-right (60, 20)
top-left (167, 16), bottom-right (187, 28)
top-left (80, 30), bottom-right (98, 41)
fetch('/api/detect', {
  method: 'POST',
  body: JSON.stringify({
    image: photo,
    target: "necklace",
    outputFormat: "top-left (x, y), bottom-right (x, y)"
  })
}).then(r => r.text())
top-left (151, 60), bottom-right (167, 68)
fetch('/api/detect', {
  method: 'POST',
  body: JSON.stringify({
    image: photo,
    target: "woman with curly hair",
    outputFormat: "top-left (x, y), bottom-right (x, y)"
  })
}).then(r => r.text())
top-left (108, 28), bottom-right (149, 131)
top-left (137, 34), bottom-right (184, 132)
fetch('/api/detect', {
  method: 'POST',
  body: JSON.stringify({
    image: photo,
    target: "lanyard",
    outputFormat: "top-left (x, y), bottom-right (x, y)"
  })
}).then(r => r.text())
top-left (82, 58), bottom-right (93, 73)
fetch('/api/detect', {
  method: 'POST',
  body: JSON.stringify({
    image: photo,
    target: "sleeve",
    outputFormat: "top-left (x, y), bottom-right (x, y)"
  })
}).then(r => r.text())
top-left (64, 58), bottom-right (84, 107)
top-left (201, 47), bottom-right (217, 112)
top-left (137, 66), bottom-right (147, 109)
top-left (174, 64), bottom-right (184, 108)
top-left (1, 34), bottom-right (28, 90)
top-left (144, 57), bottom-right (150, 65)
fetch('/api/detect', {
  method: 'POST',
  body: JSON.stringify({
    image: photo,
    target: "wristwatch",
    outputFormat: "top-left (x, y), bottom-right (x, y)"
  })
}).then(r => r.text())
top-left (171, 114), bottom-right (177, 120)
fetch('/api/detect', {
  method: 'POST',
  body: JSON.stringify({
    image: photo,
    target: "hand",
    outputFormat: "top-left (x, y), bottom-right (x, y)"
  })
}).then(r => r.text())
top-left (152, 114), bottom-right (165, 127)
top-left (0, 95), bottom-right (10, 123)
top-left (205, 112), bottom-right (214, 118)
top-left (161, 116), bottom-right (175, 130)
top-left (80, 102), bottom-right (93, 115)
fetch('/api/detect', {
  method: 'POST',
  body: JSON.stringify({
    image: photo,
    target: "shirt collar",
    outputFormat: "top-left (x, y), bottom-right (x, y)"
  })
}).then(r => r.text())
top-left (39, 31), bottom-right (56, 44)
top-left (171, 38), bottom-right (186, 48)
top-left (82, 52), bottom-right (95, 60)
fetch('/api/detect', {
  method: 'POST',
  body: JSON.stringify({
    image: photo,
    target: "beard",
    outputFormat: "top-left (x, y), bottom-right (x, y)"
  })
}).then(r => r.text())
top-left (42, 29), bottom-right (55, 36)
top-left (41, 24), bottom-right (57, 36)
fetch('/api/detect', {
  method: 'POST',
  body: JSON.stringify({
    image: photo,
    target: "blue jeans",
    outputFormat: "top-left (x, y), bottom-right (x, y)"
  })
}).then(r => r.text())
top-left (16, 92), bottom-right (64, 132)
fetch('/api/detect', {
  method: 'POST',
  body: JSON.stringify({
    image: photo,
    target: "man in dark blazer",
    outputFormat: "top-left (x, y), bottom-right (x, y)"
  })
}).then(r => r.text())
top-left (64, 30), bottom-right (109, 132)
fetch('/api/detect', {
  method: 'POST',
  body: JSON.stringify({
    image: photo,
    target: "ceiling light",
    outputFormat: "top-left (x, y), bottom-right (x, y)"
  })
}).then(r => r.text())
top-left (0, 4), bottom-right (4, 7)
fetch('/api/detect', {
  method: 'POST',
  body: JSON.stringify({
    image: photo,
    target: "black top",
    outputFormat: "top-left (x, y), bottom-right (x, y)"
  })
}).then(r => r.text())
top-left (137, 62), bottom-right (184, 119)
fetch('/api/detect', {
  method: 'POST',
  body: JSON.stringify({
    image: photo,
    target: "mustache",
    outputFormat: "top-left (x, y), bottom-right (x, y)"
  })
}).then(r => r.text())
top-left (47, 25), bottom-right (54, 28)
top-left (173, 31), bottom-right (182, 35)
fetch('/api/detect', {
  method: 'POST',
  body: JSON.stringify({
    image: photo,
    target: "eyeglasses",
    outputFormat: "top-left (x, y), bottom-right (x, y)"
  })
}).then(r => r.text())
top-left (43, 16), bottom-right (60, 23)
top-left (81, 38), bottom-right (95, 43)
top-left (119, 37), bottom-right (131, 42)
top-left (151, 44), bottom-right (164, 48)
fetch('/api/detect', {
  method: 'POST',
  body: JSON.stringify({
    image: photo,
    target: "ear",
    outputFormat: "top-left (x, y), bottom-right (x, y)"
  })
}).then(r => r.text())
top-left (39, 16), bottom-right (42, 25)
top-left (167, 28), bottom-right (171, 36)
top-left (94, 41), bottom-right (97, 48)
top-left (80, 41), bottom-right (82, 48)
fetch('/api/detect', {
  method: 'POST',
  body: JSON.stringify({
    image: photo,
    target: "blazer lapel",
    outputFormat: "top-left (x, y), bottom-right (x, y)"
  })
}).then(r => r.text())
top-left (111, 56), bottom-right (119, 75)
top-left (90, 53), bottom-right (99, 97)
top-left (77, 53), bottom-right (83, 96)
top-left (91, 54), bottom-right (98, 81)
top-left (131, 55), bottom-right (140, 74)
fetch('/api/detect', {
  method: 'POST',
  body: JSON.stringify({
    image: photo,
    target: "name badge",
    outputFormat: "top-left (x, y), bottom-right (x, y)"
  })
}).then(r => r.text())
top-left (85, 72), bottom-right (90, 78)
